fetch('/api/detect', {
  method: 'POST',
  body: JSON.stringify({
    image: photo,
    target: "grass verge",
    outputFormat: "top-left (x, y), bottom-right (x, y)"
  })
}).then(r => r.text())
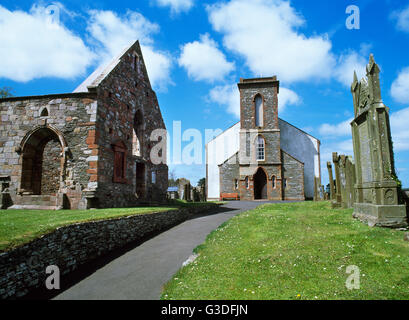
top-left (162, 201), bottom-right (409, 300)
top-left (0, 206), bottom-right (178, 252)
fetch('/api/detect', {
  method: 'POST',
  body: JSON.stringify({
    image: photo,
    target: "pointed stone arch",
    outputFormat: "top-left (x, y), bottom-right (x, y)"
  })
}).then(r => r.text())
top-left (254, 167), bottom-right (268, 200)
top-left (18, 125), bottom-right (68, 195)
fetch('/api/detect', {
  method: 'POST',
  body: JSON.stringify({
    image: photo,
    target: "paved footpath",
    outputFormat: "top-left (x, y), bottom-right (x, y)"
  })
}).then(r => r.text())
top-left (54, 201), bottom-right (271, 300)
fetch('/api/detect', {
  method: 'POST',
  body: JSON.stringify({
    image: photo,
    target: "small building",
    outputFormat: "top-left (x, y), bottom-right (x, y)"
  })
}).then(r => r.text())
top-left (0, 41), bottom-right (168, 210)
top-left (167, 187), bottom-right (179, 200)
top-left (206, 77), bottom-right (321, 201)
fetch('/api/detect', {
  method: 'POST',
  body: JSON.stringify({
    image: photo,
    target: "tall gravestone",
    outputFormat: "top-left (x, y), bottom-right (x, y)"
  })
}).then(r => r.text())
top-left (345, 156), bottom-right (356, 208)
top-left (350, 54), bottom-right (407, 227)
top-left (338, 155), bottom-right (348, 208)
top-left (327, 162), bottom-right (335, 201)
top-left (331, 152), bottom-right (342, 208)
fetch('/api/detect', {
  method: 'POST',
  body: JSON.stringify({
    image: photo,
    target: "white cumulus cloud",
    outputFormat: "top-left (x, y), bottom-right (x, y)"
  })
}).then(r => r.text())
top-left (86, 9), bottom-right (173, 91)
top-left (209, 83), bottom-right (300, 118)
top-left (391, 5), bottom-right (409, 33)
top-left (0, 4), bottom-right (95, 82)
top-left (319, 119), bottom-right (353, 137)
top-left (334, 50), bottom-right (367, 87)
top-left (208, 84), bottom-right (240, 117)
top-left (279, 87), bottom-right (301, 111)
top-left (153, 0), bottom-right (194, 14)
top-left (178, 34), bottom-right (235, 83)
top-left (390, 106), bottom-right (409, 151)
top-left (206, 0), bottom-right (336, 83)
top-left (391, 67), bottom-right (409, 104)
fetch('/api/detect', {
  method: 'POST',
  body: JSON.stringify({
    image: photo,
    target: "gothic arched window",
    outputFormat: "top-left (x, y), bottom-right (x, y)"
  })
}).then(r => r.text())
top-left (256, 136), bottom-right (265, 161)
top-left (255, 95), bottom-right (263, 127)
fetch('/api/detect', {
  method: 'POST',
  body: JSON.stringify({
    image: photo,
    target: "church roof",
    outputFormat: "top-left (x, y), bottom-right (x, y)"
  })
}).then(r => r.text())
top-left (73, 41), bottom-right (137, 93)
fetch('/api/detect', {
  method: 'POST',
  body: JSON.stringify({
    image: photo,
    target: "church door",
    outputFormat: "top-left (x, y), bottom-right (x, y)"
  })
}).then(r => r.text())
top-left (254, 168), bottom-right (267, 200)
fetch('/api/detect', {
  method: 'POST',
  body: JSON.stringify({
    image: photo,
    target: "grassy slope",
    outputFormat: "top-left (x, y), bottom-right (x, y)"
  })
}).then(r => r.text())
top-left (162, 201), bottom-right (409, 300)
top-left (0, 207), bottom-right (176, 252)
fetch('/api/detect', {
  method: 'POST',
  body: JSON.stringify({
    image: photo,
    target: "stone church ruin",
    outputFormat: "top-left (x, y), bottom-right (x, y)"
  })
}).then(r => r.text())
top-left (0, 41), bottom-right (168, 210)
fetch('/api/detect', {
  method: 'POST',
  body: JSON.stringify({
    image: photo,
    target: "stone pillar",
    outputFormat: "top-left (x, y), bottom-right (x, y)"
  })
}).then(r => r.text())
top-left (344, 156), bottom-right (356, 209)
top-left (350, 54), bottom-right (407, 227)
top-left (332, 152), bottom-right (342, 208)
top-left (327, 162), bottom-right (335, 201)
top-left (339, 155), bottom-right (348, 208)
top-left (0, 177), bottom-right (12, 209)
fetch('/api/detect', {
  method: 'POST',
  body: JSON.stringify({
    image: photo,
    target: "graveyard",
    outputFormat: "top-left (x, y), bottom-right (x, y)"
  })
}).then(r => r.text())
top-left (162, 201), bottom-right (409, 300)
top-left (161, 54), bottom-right (409, 300)
top-left (1, 1), bottom-right (409, 303)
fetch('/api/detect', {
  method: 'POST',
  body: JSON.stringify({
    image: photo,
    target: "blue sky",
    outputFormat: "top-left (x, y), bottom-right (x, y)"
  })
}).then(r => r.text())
top-left (1, 0), bottom-right (409, 187)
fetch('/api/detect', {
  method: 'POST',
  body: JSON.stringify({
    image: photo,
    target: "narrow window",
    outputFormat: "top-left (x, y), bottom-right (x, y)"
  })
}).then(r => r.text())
top-left (283, 178), bottom-right (287, 189)
top-left (255, 95), bottom-right (263, 127)
top-left (256, 136), bottom-right (265, 161)
top-left (272, 175), bottom-right (276, 189)
top-left (245, 177), bottom-right (249, 189)
top-left (234, 179), bottom-right (238, 190)
top-left (133, 52), bottom-right (139, 70)
top-left (40, 108), bottom-right (48, 117)
top-left (152, 171), bottom-right (156, 184)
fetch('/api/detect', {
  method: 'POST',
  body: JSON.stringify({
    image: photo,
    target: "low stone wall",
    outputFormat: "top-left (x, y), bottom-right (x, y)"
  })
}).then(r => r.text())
top-left (0, 204), bottom-right (218, 299)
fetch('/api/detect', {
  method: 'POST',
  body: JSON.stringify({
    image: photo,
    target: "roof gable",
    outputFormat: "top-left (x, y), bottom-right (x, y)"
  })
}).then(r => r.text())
top-left (73, 40), bottom-right (146, 93)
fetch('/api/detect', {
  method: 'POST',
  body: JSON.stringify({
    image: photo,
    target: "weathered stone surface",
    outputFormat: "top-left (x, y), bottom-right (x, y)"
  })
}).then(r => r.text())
top-left (350, 55), bottom-right (407, 227)
top-left (216, 77), bottom-right (305, 201)
top-left (327, 162), bottom-right (335, 201)
top-left (0, 41), bottom-right (168, 209)
top-left (331, 152), bottom-right (342, 208)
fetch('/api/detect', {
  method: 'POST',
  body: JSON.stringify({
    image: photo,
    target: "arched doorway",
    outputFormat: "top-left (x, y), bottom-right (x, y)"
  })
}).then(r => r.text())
top-left (20, 127), bottom-right (64, 195)
top-left (254, 167), bottom-right (267, 200)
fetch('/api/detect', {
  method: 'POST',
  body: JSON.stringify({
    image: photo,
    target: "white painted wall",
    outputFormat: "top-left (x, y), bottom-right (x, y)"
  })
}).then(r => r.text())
top-left (206, 123), bottom-right (240, 200)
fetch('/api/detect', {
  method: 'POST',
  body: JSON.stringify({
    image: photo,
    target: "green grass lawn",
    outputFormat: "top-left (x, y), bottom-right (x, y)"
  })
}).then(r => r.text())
top-left (0, 206), bottom-right (178, 252)
top-left (162, 201), bottom-right (409, 300)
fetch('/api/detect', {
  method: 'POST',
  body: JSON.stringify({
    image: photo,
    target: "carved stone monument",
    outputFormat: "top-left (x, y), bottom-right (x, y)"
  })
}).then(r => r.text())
top-left (344, 155), bottom-right (356, 208)
top-left (327, 162), bottom-right (335, 201)
top-left (350, 54), bottom-right (407, 227)
top-left (338, 155), bottom-right (348, 208)
top-left (331, 152), bottom-right (342, 208)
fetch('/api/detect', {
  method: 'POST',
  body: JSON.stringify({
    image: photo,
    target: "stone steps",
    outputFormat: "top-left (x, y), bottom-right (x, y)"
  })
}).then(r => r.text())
top-left (9, 195), bottom-right (58, 210)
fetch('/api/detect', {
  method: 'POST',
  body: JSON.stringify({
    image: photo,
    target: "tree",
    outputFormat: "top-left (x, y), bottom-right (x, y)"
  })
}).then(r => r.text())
top-left (168, 170), bottom-right (178, 187)
top-left (198, 178), bottom-right (206, 188)
top-left (0, 87), bottom-right (14, 98)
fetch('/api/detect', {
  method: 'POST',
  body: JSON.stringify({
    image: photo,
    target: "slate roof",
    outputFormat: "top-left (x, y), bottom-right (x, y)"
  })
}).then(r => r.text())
top-left (73, 41), bottom-right (136, 93)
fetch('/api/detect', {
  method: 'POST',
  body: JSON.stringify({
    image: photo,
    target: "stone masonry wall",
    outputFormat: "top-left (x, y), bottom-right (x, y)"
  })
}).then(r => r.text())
top-left (41, 140), bottom-right (61, 195)
top-left (0, 204), bottom-right (218, 299)
top-left (219, 153), bottom-right (240, 195)
top-left (282, 151), bottom-right (305, 200)
top-left (0, 93), bottom-right (97, 209)
top-left (95, 42), bottom-right (168, 208)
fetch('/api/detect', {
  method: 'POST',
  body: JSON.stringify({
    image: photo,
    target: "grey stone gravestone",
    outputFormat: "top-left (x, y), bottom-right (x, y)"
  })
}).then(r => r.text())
top-left (327, 162), bottom-right (335, 201)
top-left (331, 152), bottom-right (342, 208)
top-left (350, 54), bottom-right (407, 227)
